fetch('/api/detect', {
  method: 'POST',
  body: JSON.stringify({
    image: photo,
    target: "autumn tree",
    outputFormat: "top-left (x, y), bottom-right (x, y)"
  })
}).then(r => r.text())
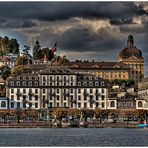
top-left (11, 65), bottom-right (31, 77)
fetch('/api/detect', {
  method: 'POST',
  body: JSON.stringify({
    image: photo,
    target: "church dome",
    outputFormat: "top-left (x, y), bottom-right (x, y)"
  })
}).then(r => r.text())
top-left (119, 35), bottom-right (142, 58)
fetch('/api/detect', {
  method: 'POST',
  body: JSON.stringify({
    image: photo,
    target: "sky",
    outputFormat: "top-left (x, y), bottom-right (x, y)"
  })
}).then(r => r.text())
top-left (0, 2), bottom-right (148, 76)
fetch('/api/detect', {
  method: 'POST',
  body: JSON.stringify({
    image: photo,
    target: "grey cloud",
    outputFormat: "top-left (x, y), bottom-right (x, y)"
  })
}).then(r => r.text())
top-left (3, 20), bottom-right (37, 29)
top-left (39, 25), bottom-right (124, 53)
top-left (0, 2), bottom-right (147, 25)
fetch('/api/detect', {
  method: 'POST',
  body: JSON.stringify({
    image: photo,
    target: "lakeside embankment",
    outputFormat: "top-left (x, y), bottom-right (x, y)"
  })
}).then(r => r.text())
top-left (0, 122), bottom-right (138, 128)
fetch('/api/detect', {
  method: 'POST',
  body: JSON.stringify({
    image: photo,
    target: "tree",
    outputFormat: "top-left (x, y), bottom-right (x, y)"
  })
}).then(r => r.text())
top-left (15, 55), bottom-right (31, 66)
top-left (0, 65), bottom-right (11, 80)
top-left (11, 65), bottom-right (31, 77)
top-left (33, 40), bottom-right (41, 60)
top-left (14, 108), bottom-right (23, 124)
top-left (8, 38), bottom-right (19, 54)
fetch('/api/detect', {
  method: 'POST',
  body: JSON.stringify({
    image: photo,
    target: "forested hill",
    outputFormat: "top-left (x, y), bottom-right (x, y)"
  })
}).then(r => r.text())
top-left (0, 36), bottom-right (19, 56)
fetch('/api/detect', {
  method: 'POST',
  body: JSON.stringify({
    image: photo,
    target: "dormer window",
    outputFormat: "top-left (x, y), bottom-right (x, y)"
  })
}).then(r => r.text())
top-left (23, 76), bottom-right (26, 80)
top-left (35, 76), bottom-right (38, 80)
top-left (17, 76), bottom-right (20, 80)
top-left (22, 82), bottom-right (26, 86)
top-left (10, 81), bottom-right (14, 86)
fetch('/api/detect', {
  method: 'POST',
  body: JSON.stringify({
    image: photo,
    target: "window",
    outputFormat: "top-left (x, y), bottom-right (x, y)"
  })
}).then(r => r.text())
top-left (64, 76), bottom-right (66, 81)
top-left (28, 89), bottom-right (31, 93)
top-left (90, 89), bottom-right (93, 93)
top-left (78, 82), bottom-right (81, 86)
top-left (96, 102), bottom-right (99, 108)
top-left (17, 76), bottom-right (20, 80)
top-left (11, 102), bottom-right (14, 108)
top-left (35, 82), bottom-right (38, 86)
top-left (102, 95), bottom-right (105, 101)
top-left (43, 76), bottom-right (46, 81)
top-left (29, 103), bottom-right (32, 108)
top-left (101, 81), bottom-right (105, 86)
top-left (102, 89), bottom-right (104, 93)
top-left (11, 95), bottom-right (14, 100)
top-left (89, 82), bottom-right (93, 86)
top-left (57, 102), bottom-right (59, 107)
top-left (110, 101), bottom-right (115, 107)
top-left (138, 101), bottom-right (143, 107)
top-left (29, 95), bottom-right (32, 101)
top-left (95, 82), bottom-right (98, 86)
top-left (83, 82), bottom-right (87, 86)
top-left (57, 76), bottom-right (59, 81)
top-left (78, 102), bottom-right (81, 108)
top-left (35, 95), bottom-right (38, 101)
top-left (10, 81), bottom-right (14, 86)
top-left (43, 96), bottom-right (46, 101)
top-left (11, 89), bottom-right (14, 93)
top-left (43, 89), bottom-right (45, 93)
top-left (23, 76), bottom-right (26, 80)
top-left (16, 81), bottom-right (20, 86)
top-left (17, 96), bottom-right (20, 101)
top-left (50, 77), bottom-right (53, 81)
top-left (84, 103), bottom-right (87, 108)
top-left (17, 102), bottom-right (20, 108)
top-left (57, 89), bottom-right (59, 93)
top-left (1, 101), bottom-right (6, 107)
top-left (102, 102), bottom-right (105, 108)
top-left (35, 103), bottom-right (38, 108)
top-left (71, 76), bottom-right (74, 81)
top-left (22, 82), bottom-right (26, 86)
top-left (64, 95), bottom-right (66, 100)
top-left (23, 89), bottom-right (26, 94)
top-left (78, 96), bottom-right (81, 101)
top-left (35, 89), bottom-right (38, 94)
top-left (78, 89), bottom-right (81, 94)
top-left (71, 89), bottom-right (73, 93)
top-left (64, 103), bottom-right (67, 107)
top-left (43, 103), bottom-right (45, 108)
top-left (71, 95), bottom-right (73, 100)
top-left (28, 81), bottom-right (32, 86)
top-left (49, 103), bottom-right (52, 108)
top-left (57, 96), bottom-right (59, 100)
top-left (50, 96), bottom-right (52, 100)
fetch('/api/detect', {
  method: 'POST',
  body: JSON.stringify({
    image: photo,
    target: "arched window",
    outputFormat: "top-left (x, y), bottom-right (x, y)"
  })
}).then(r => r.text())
top-left (1, 101), bottom-right (6, 107)
top-left (138, 101), bottom-right (143, 107)
top-left (110, 101), bottom-right (115, 107)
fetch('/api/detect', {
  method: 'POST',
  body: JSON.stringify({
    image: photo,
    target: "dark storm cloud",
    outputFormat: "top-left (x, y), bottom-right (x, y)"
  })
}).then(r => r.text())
top-left (110, 17), bottom-right (134, 25)
top-left (55, 25), bottom-right (123, 52)
top-left (0, 2), bottom-right (147, 26)
top-left (2, 20), bottom-right (37, 28)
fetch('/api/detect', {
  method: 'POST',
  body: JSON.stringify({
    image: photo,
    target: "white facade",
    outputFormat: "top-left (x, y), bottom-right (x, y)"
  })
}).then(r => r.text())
top-left (6, 66), bottom-right (109, 110)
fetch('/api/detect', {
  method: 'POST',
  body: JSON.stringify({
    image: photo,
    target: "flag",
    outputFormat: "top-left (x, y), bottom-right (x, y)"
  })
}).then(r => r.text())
top-left (51, 42), bottom-right (57, 53)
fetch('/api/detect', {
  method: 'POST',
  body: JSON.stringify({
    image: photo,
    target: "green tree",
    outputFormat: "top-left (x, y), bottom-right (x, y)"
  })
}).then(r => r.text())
top-left (11, 65), bottom-right (31, 77)
top-left (8, 38), bottom-right (19, 54)
top-left (0, 65), bottom-right (11, 80)
top-left (33, 40), bottom-right (41, 60)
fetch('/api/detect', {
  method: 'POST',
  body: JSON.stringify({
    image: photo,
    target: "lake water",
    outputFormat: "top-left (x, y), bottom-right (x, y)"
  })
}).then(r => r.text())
top-left (0, 128), bottom-right (148, 146)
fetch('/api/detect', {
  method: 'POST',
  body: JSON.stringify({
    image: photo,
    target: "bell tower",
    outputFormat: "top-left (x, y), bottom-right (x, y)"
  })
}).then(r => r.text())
top-left (127, 34), bottom-right (134, 48)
